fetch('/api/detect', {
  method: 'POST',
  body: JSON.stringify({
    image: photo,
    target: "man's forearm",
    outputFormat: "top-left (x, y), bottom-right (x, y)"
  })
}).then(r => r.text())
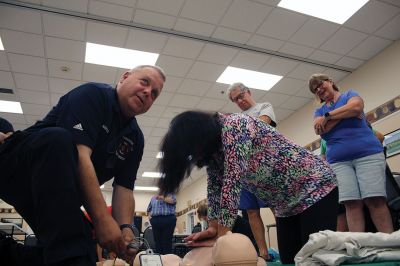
top-left (76, 144), bottom-right (109, 225)
top-left (112, 185), bottom-right (135, 225)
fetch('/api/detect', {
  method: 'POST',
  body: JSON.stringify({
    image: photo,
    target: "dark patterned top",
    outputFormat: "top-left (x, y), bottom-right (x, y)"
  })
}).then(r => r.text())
top-left (206, 113), bottom-right (337, 227)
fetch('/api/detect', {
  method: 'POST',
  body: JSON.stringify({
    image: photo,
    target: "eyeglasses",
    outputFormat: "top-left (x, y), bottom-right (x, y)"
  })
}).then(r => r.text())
top-left (311, 80), bottom-right (327, 94)
top-left (231, 91), bottom-right (247, 103)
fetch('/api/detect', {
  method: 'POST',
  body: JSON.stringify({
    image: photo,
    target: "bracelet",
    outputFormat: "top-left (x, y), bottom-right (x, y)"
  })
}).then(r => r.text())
top-left (120, 224), bottom-right (135, 233)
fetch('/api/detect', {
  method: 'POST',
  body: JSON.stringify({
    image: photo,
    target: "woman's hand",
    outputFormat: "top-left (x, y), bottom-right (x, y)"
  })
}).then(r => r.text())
top-left (184, 226), bottom-right (217, 247)
top-left (313, 116), bottom-right (327, 135)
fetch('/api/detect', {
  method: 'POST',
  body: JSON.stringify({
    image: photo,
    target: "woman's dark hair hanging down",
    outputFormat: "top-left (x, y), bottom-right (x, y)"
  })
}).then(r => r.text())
top-left (158, 111), bottom-right (222, 194)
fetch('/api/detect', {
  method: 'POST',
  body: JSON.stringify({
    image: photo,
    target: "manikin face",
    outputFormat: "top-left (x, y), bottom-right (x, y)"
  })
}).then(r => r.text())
top-left (116, 67), bottom-right (164, 117)
top-left (230, 88), bottom-right (253, 111)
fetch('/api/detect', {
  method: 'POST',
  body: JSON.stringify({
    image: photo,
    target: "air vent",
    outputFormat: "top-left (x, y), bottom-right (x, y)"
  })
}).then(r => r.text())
top-left (0, 88), bottom-right (14, 94)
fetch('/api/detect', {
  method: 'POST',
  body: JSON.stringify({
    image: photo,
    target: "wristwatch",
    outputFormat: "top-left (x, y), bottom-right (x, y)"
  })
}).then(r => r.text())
top-left (324, 112), bottom-right (331, 119)
top-left (120, 224), bottom-right (135, 233)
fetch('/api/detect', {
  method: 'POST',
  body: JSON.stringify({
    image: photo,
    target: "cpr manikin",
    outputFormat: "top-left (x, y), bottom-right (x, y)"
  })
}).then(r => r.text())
top-left (133, 232), bottom-right (266, 266)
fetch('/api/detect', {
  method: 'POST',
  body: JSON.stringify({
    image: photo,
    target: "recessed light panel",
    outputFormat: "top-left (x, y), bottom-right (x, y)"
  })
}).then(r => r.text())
top-left (0, 37), bottom-right (4, 50)
top-left (0, 100), bottom-right (23, 114)
top-left (134, 186), bottom-right (159, 191)
top-left (217, 67), bottom-right (282, 91)
top-left (156, 152), bottom-right (163, 159)
top-left (85, 42), bottom-right (159, 69)
top-left (142, 172), bottom-right (163, 178)
top-left (278, 0), bottom-right (369, 24)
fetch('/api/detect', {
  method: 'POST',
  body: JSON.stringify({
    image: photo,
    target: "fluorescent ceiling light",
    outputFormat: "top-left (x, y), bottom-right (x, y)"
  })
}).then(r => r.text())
top-left (134, 186), bottom-right (159, 191)
top-left (156, 152), bottom-right (163, 159)
top-left (142, 172), bottom-right (163, 178)
top-left (85, 42), bottom-right (159, 69)
top-left (0, 100), bottom-right (23, 114)
top-left (100, 184), bottom-right (105, 189)
top-left (217, 67), bottom-right (282, 91)
top-left (0, 37), bottom-right (4, 50)
top-left (278, 0), bottom-right (369, 24)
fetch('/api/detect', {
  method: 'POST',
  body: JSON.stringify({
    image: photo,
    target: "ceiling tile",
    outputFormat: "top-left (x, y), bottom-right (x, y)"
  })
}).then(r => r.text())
top-left (156, 118), bottom-right (171, 129)
top-left (295, 86), bottom-right (314, 99)
top-left (163, 37), bottom-right (204, 59)
top-left (260, 91), bottom-right (290, 106)
top-left (257, 8), bottom-right (308, 40)
top-left (14, 73), bottom-right (49, 92)
top-left (168, 93), bottom-right (201, 108)
top-left (248, 89), bottom-right (268, 102)
top-left (20, 102), bottom-right (51, 117)
top-left (261, 57), bottom-right (299, 76)
top-left (205, 83), bottom-right (231, 101)
top-left (161, 106), bottom-right (189, 119)
top-left (89, 0), bottom-right (134, 21)
top-left (136, 115), bottom-right (159, 127)
top-left (0, 51), bottom-right (10, 71)
top-left (82, 64), bottom-right (118, 84)
top-left (0, 6), bottom-right (42, 34)
top-left (150, 127), bottom-right (168, 137)
top-left (86, 21), bottom-right (129, 47)
top-left (212, 27), bottom-right (252, 44)
top-left (42, 13), bottom-right (86, 41)
top-left (347, 36), bottom-right (392, 60)
top-left (274, 107), bottom-right (294, 121)
top-left (153, 91), bottom-right (173, 106)
top-left (48, 59), bottom-right (83, 80)
top-left (246, 34), bottom-right (284, 51)
top-left (48, 78), bottom-right (82, 94)
top-left (45, 37), bottom-right (85, 62)
top-left (162, 76), bottom-right (183, 93)
top-left (220, 102), bottom-right (241, 113)
top-left (8, 54), bottom-right (47, 76)
top-left (177, 79), bottom-right (212, 96)
top-left (0, 70), bottom-right (15, 89)
top-left (319, 28), bottom-right (368, 55)
top-left (375, 14), bottom-right (400, 40)
top-left (279, 42), bottom-right (314, 58)
top-left (196, 97), bottom-right (227, 111)
top-left (230, 50), bottom-right (270, 70)
top-left (156, 55), bottom-right (193, 77)
top-left (344, 0), bottom-right (399, 34)
top-left (197, 44), bottom-right (238, 65)
top-left (270, 77), bottom-right (306, 95)
top-left (290, 19), bottom-right (339, 48)
top-left (99, 0), bottom-right (136, 7)
top-left (42, 0), bottom-right (89, 13)
top-left (50, 92), bottom-right (63, 106)
top-left (252, 0), bottom-right (280, 6)
top-left (379, 0), bottom-right (400, 7)
top-left (0, 30), bottom-right (44, 57)
top-left (137, 0), bottom-right (184, 16)
top-left (126, 29), bottom-right (168, 53)
top-left (335, 56), bottom-right (365, 69)
top-left (174, 19), bottom-right (215, 37)
top-left (322, 69), bottom-right (349, 83)
top-left (133, 10), bottom-right (176, 29)
top-left (288, 63), bottom-right (326, 80)
top-left (281, 96), bottom-right (310, 110)
top-left (220, 0), bottom-right (272, 32)
top-left (0, 112), bottom-right (27, 125)
top-left (144, 104), bottom-right (166, 118)
top-left (186, 61), bottom-right (226, 82)
top-left (308, 50), bottom-right (342, 64)
top-left (180, 0), bottom-right (231, 24)
top-left (17, 89), bottom-right (50, 105)
top-left (24, 114), bottom-right (43, 125)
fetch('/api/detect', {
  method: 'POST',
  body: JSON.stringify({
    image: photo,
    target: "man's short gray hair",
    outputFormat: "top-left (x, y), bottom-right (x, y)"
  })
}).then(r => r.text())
top-left (226, 82), bottom-right (250, 101)
top-left (130, 65), bottom-right (166, 81)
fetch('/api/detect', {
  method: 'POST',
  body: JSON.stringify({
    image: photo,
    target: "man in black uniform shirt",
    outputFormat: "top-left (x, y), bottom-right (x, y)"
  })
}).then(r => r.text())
top-left (0, 65), bottom-right (165, 265)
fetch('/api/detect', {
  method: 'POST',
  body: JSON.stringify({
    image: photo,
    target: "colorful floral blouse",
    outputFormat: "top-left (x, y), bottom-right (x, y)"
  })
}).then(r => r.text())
top-left (206, 113), bottom-right (337, 228)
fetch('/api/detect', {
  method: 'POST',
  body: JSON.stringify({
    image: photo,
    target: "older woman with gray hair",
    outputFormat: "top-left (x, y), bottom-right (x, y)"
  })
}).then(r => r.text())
top-left (309, 73), bottom-right (393, 233)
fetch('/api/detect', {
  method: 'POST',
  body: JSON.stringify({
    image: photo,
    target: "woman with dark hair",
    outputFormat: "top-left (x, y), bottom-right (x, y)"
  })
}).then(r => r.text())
top-left (158, 111), bottom-right (338, 263)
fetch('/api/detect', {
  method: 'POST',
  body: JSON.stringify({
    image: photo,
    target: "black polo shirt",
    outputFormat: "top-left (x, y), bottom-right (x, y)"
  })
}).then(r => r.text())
top-left (28, 82), bottom-right (144, 190)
